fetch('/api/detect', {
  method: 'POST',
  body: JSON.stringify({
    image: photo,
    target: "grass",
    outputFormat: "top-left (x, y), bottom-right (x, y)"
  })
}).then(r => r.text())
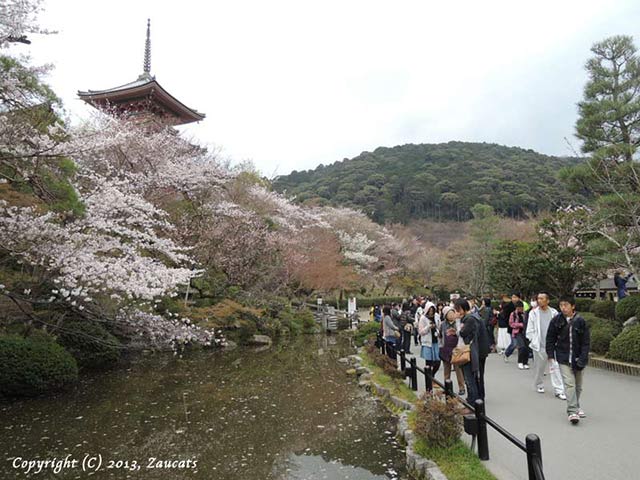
top-left (360, 347), bottom-right (496, 480)
top-left (413, 438), bottom-right (498, 480)
top-left (360, 349), bottom-right (418, 404)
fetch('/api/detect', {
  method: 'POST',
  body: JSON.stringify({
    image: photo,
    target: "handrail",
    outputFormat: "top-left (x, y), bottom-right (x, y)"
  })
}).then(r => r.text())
top-left (374, 331), bottom-right (545, 480)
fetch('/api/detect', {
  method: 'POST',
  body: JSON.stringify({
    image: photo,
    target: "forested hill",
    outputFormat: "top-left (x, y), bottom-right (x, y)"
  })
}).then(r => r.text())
top-left (272, 142), bottom-right (584, 223)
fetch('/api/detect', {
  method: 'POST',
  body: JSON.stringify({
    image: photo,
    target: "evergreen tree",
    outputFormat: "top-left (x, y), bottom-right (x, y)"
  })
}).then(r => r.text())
top-left (576, 35), bottom-right (640, 164)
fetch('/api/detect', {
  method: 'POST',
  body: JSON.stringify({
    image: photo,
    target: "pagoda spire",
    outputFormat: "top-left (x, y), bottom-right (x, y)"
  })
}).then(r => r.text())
top-left (140, 19), bottom-right (151, 80)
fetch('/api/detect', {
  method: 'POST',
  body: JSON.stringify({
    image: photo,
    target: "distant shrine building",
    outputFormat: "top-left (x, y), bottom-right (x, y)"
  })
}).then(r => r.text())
top-left (78, 20), bottom-right (205, 129)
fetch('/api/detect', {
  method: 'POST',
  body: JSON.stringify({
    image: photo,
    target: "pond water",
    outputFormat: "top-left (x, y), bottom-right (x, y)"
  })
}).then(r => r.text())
top-left (1, 335), bottom-right (408, 479)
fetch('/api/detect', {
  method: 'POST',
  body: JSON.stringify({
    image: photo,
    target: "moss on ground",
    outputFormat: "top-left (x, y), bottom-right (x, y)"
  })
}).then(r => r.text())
top-left (360, 350), bottom-right (418, 404)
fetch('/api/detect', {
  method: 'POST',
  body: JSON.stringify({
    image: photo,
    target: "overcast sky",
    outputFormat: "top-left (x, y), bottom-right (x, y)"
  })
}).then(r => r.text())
top-left (19, 0), bottom-right (640, 176)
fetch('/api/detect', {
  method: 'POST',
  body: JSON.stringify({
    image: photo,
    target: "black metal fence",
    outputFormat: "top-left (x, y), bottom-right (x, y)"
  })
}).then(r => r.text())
top-left (375, 332), bottom-right (545, 480)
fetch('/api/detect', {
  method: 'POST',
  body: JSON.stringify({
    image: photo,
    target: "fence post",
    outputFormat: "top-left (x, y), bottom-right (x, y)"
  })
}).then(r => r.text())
top-left (410, 357), bottom-right (418, 391)
top-left (400, 349), bottom-right (406, 374)
top-left (475, 399), bottom-right (489, 460)
top-left (444, 379), bottom-right (454, 398)
top-left (526, 434), bottom-right (543, 480)
top-left (424, 364), bottom-right (433, 392)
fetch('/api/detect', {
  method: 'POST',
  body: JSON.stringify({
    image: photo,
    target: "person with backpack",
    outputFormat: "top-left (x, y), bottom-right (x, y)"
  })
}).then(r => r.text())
top-left (546, 296), bottom-right (591, 424)
top-left (382, 305), bottom-right (400, 359)
top-left (439, 305), bottom-right (466, 395)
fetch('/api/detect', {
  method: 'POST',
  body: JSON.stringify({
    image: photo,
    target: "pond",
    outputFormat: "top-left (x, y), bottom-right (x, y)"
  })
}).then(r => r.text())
top-left (1, 335), bottom-right (409, 479)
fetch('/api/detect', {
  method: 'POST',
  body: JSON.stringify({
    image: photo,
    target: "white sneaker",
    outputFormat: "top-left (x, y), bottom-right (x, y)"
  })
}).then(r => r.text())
top-left (555, 393), bottom-right (567, 401)
top-left (578, 409), bottom-right (586, 418)
top-left (524, 364), bottom-right (530, 370)
top-left (568, 414), bottom-right (580, 424)
top-left (537, 386), bottom-right (545, 394)
top-left (518, 363), bottom-right (524, 370)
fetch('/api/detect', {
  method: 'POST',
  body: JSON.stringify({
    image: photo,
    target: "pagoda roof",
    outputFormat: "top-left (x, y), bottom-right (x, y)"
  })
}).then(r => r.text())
top-left (78, 74), bottom-right (205, 125)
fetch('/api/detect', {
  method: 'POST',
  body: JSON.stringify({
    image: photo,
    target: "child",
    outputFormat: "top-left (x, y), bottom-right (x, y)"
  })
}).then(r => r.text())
top-left (545, 296), bottom-right (591, 424)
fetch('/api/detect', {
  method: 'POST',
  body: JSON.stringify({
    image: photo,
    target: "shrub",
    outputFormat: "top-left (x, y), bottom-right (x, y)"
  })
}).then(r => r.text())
top-left (414, 392), bottom-right (462, 448)
top-left (276, 308), bottom-right (317, 335)
top-left (589, 300), bottom-right (616, 320)
top-left (589, 321), bottom-right (619, 355)
top-left (608, 324), bottom-right (640, 364)
top-left (354, 322), bottom-right (381, 346)
top-left (366, 342), bottom-right (403, 379)
top-left (575, 298), bottom-right (595, 313)
top-left (57, 320), bottom-right (122, 370)
top-left (299, 310), bottom-right (318, 334)
top-left (0, 334), bottom-right (78, 397)
top-left (615, 295), bottom-right (640, 322)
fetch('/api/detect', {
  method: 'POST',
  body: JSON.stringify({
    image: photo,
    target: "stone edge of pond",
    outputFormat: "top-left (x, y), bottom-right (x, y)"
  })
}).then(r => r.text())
top-left (343, 350), bottom-right (449, 480)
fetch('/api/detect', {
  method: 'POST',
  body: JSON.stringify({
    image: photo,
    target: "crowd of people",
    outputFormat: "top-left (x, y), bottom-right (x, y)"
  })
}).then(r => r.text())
top-left (371, 292), bottom-right (591, 425)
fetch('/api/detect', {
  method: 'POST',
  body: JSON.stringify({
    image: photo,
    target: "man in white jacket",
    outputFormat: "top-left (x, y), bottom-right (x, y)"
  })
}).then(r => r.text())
top-left (525, 292), bottom-right (566, 399)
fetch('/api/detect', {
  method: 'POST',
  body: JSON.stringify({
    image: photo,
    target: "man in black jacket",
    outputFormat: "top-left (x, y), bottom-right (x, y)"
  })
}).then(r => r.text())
top-left (546, 296), bottom-right (591, 425)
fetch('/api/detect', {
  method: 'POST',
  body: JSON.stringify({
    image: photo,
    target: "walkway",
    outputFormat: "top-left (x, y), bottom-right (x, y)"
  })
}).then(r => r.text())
top-left (402, 348), bottom-right (640, 480)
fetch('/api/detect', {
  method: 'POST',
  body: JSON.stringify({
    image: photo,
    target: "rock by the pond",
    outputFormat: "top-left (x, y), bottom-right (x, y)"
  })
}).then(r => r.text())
top-left (250, 335), bottom-right (272, 345)
top-left (346, 368), bottom-right (357, 375)
top-left (224, 340), bottom-right (238, 350)
top-left (356, 366), bottom-right (370, 375)
top-left (623, 316), bottom-right (638, 329)
top-left (338, 357), bottom-right (350, 364)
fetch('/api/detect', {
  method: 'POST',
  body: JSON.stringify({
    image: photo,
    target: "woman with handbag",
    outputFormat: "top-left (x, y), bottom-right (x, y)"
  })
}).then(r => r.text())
top-left (454, 298), bottom-right (481, 405)
top-left (439, 306), bottom-right (466, 395)
top-left (418, 302), bottom-right (441, 376)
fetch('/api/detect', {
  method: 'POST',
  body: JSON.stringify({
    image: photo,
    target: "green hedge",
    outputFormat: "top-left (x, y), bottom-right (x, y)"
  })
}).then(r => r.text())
top-left (352, 297), bottom-right (406, 309)
top-left (581, 314), bottom-right (619, 355)
top-left (608, 324), bottom-right (640, 364)
top-left (615, 295), bottom-right (640, 322)
top-left (575, 298), bottom-right (595, 313)
top-left (589, 300), bottom-right (616, 320)
top-left (57, 320), bottom-right (122, 370)
top-left (0, 334), bottom-right (78, 397)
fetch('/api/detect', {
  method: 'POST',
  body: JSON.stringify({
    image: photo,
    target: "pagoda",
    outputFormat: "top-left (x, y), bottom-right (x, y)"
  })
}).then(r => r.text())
top-left (78, 19), bottom-right (205, 128)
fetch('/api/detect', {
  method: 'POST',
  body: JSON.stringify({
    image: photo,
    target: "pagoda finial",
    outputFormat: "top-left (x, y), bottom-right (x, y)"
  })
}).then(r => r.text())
top-left (142, 18), bottom-right (151, 77)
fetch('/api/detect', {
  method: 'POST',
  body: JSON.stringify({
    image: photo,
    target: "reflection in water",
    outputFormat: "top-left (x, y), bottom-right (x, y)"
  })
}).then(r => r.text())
top-left (1, 335), bottom-right (407, 479)
top-left (275, 454), bottom-right (395, 480)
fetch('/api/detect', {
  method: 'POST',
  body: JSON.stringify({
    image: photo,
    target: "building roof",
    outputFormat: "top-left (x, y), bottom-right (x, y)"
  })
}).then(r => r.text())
top-left (77, 19), bottom-right (205, 126)
top-left (576, 277), bottom-right (638, 292)
top-left (77, 76), bottom-right (205, 125)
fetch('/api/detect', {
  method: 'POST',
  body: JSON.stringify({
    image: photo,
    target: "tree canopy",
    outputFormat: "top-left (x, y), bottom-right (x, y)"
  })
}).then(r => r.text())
top-left (274, 142), bottom-right (583, 223)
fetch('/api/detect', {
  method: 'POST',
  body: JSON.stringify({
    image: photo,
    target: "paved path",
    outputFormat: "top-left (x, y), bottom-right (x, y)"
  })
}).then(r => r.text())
top-left (401, 348), bottom-right (640, 480)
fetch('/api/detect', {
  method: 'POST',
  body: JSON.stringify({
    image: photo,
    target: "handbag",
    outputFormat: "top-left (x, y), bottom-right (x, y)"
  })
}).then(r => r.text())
top-left (451, 343), bottom-right (471, 366)
top-left (394, 330), bottom-right (401, 338)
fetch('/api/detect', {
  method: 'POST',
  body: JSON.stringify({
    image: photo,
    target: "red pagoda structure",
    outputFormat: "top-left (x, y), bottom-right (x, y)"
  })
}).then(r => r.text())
top-left (78, 20), bottom-right (205, 128)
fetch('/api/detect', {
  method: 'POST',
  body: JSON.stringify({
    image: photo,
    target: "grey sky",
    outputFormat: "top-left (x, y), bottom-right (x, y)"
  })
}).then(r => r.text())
top-left (20, 0), bottom-right (640, 175)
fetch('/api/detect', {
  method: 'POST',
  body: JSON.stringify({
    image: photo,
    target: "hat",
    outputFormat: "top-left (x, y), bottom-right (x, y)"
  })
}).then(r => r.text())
top-left (442, 305), bottom-right (454, 319)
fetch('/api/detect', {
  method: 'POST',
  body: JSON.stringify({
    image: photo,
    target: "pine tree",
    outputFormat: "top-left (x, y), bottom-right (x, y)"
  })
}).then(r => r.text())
top-left (576, 35), bottom-right (640, 163)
